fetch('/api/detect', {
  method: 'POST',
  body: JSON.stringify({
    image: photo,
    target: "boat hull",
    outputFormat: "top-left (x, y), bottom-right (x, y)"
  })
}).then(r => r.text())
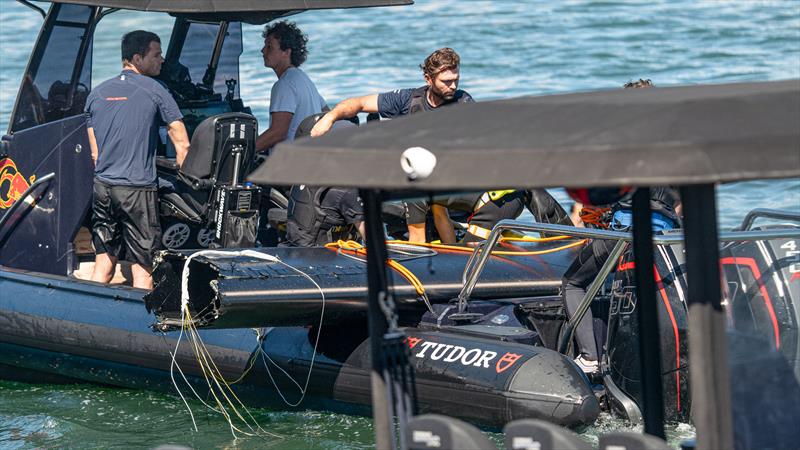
top-left (0, 267), bottom-right (598, 428)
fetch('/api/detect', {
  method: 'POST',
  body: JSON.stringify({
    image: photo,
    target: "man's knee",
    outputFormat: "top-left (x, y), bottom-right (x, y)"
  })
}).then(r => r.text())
top-left (131, 263), bottom-right (153, 289)
top-left (91, 253), bottom-right (117, 283)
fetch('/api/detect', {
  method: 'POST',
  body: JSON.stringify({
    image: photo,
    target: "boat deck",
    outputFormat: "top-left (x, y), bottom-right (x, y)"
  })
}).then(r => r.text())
top-left (71, 227), bottom-right (133, 285)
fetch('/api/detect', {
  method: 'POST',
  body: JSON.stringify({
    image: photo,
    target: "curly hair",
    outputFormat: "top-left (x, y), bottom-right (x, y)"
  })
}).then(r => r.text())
top-left (263, 21), bottom-right (309, 67)
top-left (624, 78), bottom-right (654, 89)
top-left (420, 47), bottom-right (461, 77)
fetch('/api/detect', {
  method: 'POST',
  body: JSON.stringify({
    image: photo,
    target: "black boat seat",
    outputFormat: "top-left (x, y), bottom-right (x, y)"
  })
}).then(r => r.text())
top-left (599, 432), bottom-right (672, 450)
top-left (504, 419), bottom-right (592, 450)
top-left (406, 414), bottom-right (496, 450)
top-left (158, 113), bottom-right (258, 225)
top-left (158, 170), bottom-right (210, 223)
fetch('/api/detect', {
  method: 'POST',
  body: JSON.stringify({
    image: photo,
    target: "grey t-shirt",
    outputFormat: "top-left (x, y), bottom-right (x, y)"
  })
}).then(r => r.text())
top-left (269, 67), bottom-right (327, 141)
top-left (86, 70), bottom-right (182, 186)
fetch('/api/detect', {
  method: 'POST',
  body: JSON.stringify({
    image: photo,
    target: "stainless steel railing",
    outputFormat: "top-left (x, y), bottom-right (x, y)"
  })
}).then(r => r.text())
top-left (453, 217), bottom-right (800, 349)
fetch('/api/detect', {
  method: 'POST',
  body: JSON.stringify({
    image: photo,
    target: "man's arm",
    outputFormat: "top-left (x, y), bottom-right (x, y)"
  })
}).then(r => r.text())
top-left (87, 127), bottom-right (99, 167)
top-left (310, 94), bottom-right (379, 137)
top-left (256, 111), bottom-right (293, 153)
top-left (407, 223), bottom-right (426, 243)
top-left (570, 202), bottom-right (584, 227)
top-left (167, 120), bottom-right (190, 168)
top-left (355, 221), bottom-right (367, 242)
top-left (431, 204), bottom-right (457, 244)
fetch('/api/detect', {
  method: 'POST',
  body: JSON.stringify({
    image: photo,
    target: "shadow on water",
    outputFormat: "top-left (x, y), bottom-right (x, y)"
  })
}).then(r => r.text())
top-left (0, 380), bottom-right (697, 449)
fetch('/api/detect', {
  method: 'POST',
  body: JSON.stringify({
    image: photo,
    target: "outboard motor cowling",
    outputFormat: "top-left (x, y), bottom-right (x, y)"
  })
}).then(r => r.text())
top-left (606, 224), bottom-right (800, 421)
top-left (605, 239), bottom-right (690, 422)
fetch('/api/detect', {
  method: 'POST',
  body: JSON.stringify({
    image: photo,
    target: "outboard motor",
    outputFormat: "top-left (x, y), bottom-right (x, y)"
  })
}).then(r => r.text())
top-left (718, 225), bottom-right (800, 377)
top-left (604, 237), bottom-right (690, 422)
top-left (605, 222), bottom-right (800, 421)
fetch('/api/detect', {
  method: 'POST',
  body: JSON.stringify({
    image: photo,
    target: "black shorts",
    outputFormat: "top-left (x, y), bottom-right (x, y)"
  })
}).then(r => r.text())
top-left (92, 178), bottom-right (161, 267)
top-left (404, 193), bottom-right (481, 225)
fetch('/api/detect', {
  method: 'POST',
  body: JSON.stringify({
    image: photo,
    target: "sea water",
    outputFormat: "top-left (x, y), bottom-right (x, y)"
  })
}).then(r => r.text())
top-left (0, 0), bottom-right (798, 448)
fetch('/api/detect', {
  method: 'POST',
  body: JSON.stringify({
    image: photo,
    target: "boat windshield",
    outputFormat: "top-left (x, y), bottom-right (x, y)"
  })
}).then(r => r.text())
top-left (10, 3), bottom-right (94, 134)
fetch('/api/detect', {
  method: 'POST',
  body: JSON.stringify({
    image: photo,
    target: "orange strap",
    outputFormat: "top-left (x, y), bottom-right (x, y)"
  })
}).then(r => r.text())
top-left (579, 206), bottom-right (612, 228)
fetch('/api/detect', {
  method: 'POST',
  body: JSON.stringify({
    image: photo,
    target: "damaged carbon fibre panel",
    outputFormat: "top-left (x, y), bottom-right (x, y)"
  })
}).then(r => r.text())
top-left (144, 242), bottom-right (582, 330)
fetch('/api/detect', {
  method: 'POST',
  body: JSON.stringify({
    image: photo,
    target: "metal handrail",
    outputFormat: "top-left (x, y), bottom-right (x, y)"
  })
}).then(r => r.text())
top-left (557, 239), bottom-right (627, 355)
top-left (456, 218), bottom-right (800, 312)
top-left (17, 0), bottom-right (46, 18)
top-left (0, 172), bottom-right (56, 244)
top-left (736, 208), bottom-right (800, 231)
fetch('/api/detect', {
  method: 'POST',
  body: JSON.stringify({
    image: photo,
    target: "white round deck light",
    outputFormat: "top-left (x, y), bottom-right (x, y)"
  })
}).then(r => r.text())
top-left (400, 146), bottom-right (437, 181)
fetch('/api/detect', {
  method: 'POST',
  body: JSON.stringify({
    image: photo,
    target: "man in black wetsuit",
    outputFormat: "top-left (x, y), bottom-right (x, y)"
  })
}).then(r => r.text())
top-left (563, 186), bottom-right (681, 373)
top-left (283, 185), bottom-right (366, 247)
top-left (562, 79), bottom-right (685, 374)
top-left (308, 47), bottom-right (474, 242)
top-left (406, 189), bottom-right (573, 244)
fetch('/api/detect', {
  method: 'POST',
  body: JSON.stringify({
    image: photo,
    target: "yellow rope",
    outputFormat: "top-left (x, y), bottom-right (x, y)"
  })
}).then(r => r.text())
top-left (378, 238), bottom-right (587, 256)
top-left (324, 236), bottom-right (587, 299)
top-left (178, 304), bottom-right (282, 439)
top-left (325, 240), bottom-right (427, 297)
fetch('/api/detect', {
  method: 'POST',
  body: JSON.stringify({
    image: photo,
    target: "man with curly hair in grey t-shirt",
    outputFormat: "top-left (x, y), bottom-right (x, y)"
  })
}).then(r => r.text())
top-left (255, 21), bottom-right (327, 153)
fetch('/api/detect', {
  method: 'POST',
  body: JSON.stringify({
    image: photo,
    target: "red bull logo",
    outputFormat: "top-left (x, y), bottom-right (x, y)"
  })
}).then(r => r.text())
top-left (0, 158), bottom-right (35, 209)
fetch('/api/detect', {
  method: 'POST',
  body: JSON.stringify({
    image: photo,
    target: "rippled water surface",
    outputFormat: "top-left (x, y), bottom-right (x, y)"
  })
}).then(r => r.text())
top-left (0, 0), bottom-right (798, 448)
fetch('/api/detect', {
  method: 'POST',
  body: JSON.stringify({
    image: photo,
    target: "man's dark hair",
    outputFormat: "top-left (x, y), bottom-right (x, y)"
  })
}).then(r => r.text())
top-left (262, 21), bottom-right (309, 67)
top-left (121, 30), bottom-right (160, 62)
top-left (420, 48), bottom-right (460, 77)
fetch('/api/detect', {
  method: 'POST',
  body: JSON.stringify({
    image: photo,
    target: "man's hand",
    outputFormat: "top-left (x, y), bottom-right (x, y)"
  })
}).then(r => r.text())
top-left (310, 114), bottom-right (335, 137)
top-left (87, 127), bottom-right (99, 167)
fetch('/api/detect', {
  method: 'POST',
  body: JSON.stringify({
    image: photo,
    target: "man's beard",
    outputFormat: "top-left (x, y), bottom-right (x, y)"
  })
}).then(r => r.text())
top-left (432, 87), bottom-right (455, 101)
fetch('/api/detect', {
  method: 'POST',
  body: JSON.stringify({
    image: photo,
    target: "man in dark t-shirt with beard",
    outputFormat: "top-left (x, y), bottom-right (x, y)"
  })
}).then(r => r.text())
top-left (310, 48), bottom-right (473, 242)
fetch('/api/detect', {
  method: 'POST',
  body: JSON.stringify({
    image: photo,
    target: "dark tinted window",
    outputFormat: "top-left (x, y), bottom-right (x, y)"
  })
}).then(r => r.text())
top-left (177, 21), bottom-right (242, 98)
top-left (10, 4), bottom-right (94, 133)
top-left (55, 3), bottom-right (91, 23)
top-left (179, 22), bottom-right (217, 87)
top-left (216, 22), bottom-right (242, 98)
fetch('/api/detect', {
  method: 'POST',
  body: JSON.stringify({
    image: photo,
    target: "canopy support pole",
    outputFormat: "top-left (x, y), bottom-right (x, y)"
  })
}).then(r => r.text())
top-left (680, 184), bottom-right (734, 450)
top-left (361, 189), bottom-right (394, 450)
top-left (631, 188), bottom-right (665, 438)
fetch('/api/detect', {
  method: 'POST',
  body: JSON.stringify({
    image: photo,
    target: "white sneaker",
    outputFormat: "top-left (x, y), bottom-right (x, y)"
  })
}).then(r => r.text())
top-left (574, 355), bottom-right (599, 374)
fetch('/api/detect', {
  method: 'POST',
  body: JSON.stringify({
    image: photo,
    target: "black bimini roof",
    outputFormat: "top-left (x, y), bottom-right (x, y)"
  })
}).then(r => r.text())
top-left (249, 80), bottom-right (800, 191)
top-left (44, 0), bottom-right (412, 23)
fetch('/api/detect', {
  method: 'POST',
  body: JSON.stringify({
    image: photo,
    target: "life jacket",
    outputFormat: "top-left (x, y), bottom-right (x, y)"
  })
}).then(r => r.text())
top-left (286, 185), bottom-right (354, 246)
top-left (610, 187), bottom-right (681, 231)
top-left (408, 86), bottom-right (470, 115)
top-left (465, 191), bottom-right (525, 240)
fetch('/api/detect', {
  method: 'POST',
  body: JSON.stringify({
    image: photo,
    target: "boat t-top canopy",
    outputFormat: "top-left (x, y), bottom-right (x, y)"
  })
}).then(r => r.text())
top-left (34, 0), bottom-right (412, 23)
top-left (249, 79), bottom-right (800, 450)
top-left (250, 79), bottom-right (800, 191)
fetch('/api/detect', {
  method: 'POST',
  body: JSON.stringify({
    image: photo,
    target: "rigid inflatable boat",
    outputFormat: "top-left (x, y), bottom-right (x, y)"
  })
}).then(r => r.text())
top-left (1, 1), bottom-right (799, 437)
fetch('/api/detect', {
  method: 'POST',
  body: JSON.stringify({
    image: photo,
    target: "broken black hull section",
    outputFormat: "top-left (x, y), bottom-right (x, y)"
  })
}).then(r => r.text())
top-left (0, 266), bottom-right (598, 428)
top-left (145, 243), bottom-right (580, 329)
